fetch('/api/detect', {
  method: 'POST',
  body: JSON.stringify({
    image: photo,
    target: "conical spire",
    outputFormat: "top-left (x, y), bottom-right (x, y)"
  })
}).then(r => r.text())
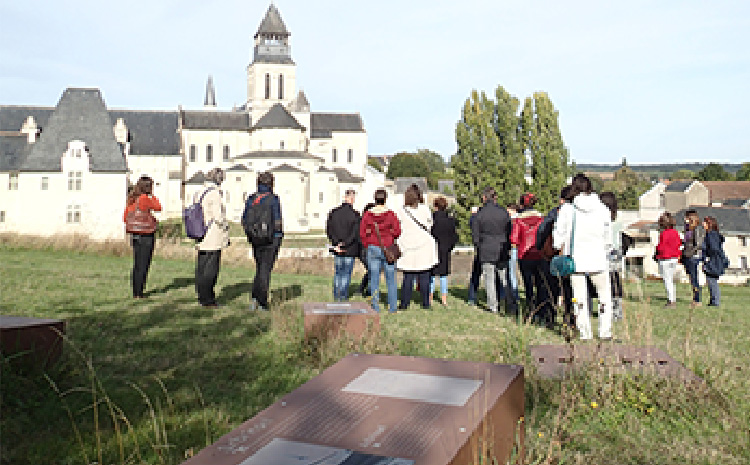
top-left (204, 75), bottom-right (216, 107)
top-left (254, 4), bottom-right (289, 38)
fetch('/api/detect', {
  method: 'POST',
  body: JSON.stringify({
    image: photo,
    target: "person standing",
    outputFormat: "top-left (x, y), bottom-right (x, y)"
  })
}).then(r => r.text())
top-left (243, 171), bottom-right (283, 311)
top-left (123, 176), bottom-right (161, 299)
top-left (397, 185), bottom-right (438, 310)
top-left (505, 203), bottom-right (520, 303)
top-left (702, 216), bottom-right (729, 307)
top-left (682, 210), bottom-right (706, 308)
top-left (358, 202), bottom-right (376, 296)
top-left (553, 174), bottom-right (613, 340)
top-left (360, 189), bottom-right (401, 313)
top-left (655, 212), bottom-right (681, 308)
top-left (430, 196), bottom-right (458, 306)
top-left (467, 206), bottom-right (482, 306)
top-left (194, 168), bottom-right (230, 308)
top-left (599, 191), bottom-right (625, 321)
top-left (326, 189), bottom-right (361, 301)
top-left (472, 186), bottom-right (516, 315)
top-left (511, 193), bottom-right (553, 326)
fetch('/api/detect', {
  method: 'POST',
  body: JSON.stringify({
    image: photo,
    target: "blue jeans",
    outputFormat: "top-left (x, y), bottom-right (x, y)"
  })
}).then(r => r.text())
top-left (468, 256), bottom-right (481, 303)
top-left (508, 247), bottom-right (519, 301)
top-left (367, 245), bottom-right (398, 313)
top-left (333, 256), bottom-right (355, 301)
top-left (431, 275), bottom-right (448, 296)
top-left (684, 257), bottom-right (701, 302)
top-left (706, 275), bottom-right (720, 306)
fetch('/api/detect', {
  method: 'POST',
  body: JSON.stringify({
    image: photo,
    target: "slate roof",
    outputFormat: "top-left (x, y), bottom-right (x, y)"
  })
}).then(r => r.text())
top-left (181, 110), bottom-right (251, 131)
top-left (254, 4), bottom-right (290, 38)
top-left (109, 110), bottom-right (180, 155)
top-left (234, 150), bottom-right (324, 162)
top-left (310, 113), bottom-right (364, 138)
top-left (701, 181), bottom-right (750, 203)
top-left (270, 163), bottom-right (305, 173)
top-left (665, 180), bottom-right (694, 192)
top-left (0, 134), bottom-right (29, 171)
top-left (251, 104), bottom-right (304, 132)
top-left (21, 88), bottom-right (126, 173)
top-left (675, 206), bottom-right (750, 234)
top-left (227, 164), bottom-right (251, 172)
top-left (0, 105), bottom-right (53, 132)
top-left (287, 90), bottom-right (310, 113)
top-left (185, 171), bottom-right (206, 184)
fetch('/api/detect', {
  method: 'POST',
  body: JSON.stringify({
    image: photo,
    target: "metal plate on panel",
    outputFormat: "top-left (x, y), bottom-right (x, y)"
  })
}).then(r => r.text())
top-left (239, 438), bottom-right (414, 465)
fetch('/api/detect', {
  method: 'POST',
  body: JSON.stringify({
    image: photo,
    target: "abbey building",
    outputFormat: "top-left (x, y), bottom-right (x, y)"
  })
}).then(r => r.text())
top-left (0, 5), bottom-right (385, 239)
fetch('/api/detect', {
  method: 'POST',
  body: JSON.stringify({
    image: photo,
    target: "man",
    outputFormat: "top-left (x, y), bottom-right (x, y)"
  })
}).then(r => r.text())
top-left (471, 186), bottom-right (516, 314)
top-left (195, 168), bottom-right (230, 308)
top-left (242, 171), bottom-right (283, 311)
top-left (326, 189), bottom-right (361, 301)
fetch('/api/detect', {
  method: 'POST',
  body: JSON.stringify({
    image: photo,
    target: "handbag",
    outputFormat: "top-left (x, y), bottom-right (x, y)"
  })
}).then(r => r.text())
top-left (549, 208), bottom-right (576, 277)
top-left (374, 222), bottom-right (401, 264)
top-left (125, 205), bottom-right (157, 234)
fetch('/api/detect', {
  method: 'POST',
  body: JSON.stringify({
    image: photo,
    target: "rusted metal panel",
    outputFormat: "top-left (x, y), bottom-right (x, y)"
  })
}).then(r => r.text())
top-left (182, 354), bottom-right (525, 465)
top-left (0, 315), bottom-right (65, 366)
top-left (303, 302), bottom-right (380, 340)
top-left (529, 344), bottom-right (702, 383)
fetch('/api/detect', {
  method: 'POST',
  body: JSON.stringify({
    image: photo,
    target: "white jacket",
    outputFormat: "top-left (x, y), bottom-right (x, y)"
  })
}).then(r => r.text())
top-left (196, 182), bottom-right (230, 251)
top-left (396, 203), bottom-right (438, 272)
top-left (553, 193), bottom-right (612, 273)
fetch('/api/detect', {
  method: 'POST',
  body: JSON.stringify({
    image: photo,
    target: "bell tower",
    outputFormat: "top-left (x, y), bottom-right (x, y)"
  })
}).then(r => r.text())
top-left (247, 4), bottom-right (297, 122)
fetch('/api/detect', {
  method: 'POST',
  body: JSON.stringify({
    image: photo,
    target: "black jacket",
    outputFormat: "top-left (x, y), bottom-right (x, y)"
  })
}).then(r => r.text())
top-left (431, 210), bottom-right (458, 276)
top-left (472, 201), bottom-right (511, 263)
top-left (326, 203), bottom-right (361, 257)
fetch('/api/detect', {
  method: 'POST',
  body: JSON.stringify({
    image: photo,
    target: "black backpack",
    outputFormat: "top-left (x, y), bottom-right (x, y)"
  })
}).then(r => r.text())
top-left (242, 193), bottom-right (275, 246)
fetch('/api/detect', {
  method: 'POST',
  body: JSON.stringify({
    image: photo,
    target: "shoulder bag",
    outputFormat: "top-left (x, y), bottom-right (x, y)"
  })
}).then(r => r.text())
top-left (405, 207), bottom-right (431, 235)
top-left (374, 222), bottom-right (401, 264)
top-left (125, 203), bottom-right (157, 235)
top-left (549, 208), bottom-right (576, 277)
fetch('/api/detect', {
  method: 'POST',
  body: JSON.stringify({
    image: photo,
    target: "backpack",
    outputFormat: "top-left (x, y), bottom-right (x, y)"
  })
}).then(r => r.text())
top-left (242, 192), bottom-right (275, 246)
top-left (183, 188), bottom-right (214, 240)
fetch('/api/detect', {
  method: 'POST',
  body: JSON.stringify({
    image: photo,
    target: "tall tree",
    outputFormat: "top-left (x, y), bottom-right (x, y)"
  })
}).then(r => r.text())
top-left (493, 86), bottom-right (525, 206)
top-left (415, 149), bottom-right (446, 174)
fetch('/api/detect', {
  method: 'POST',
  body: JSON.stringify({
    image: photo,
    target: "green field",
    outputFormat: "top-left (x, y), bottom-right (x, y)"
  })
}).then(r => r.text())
top-left (1, 243), bottom-right (749, 464)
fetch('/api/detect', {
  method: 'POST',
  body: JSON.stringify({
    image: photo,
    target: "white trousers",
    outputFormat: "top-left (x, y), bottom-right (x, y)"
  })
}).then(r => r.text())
top-left (570, 271), bottom-right (612, 340)
top-left (658, 258), bottom-right (678, 304)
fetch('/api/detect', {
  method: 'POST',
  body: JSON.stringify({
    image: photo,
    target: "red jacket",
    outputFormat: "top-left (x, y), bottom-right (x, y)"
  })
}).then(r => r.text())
top-left (656, 228), bottom-right (681, 260)
top-left (360, 206), bottom-right (400, 248)
top-left (510, 210), bottom-right (543, 260)
top-left (123, 194), bottom-right (162, 222)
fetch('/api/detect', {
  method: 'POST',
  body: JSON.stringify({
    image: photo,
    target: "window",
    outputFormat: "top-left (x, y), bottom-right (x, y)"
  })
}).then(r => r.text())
top-left (0, 211), bottom-right (5, 222)
top-left (332, 148), bottom-right (337, 163)
top-left (226, 191), bottom-right (230, 203)
top-left (66, 205), bottom-right (81, 224)
top-left (68, 171), bottom-right (82, 191)
top-left (319, 192), bottom-right (324, 203)
top-left (278, 74), bottom-right (284, 100)
top-left (347, 149), bottom-right (353, 163)
top-left (189, 145), bottom-right (196, 162)
top-left (41, 177), bottom-right (49, 190)
top-left (223, 145), bottom-right (230, 161)
top-left (741, 256), bottom-right (748, 270)
top-left (265, 73), bottom-right (270, 99)
top-left (280, 141), bottom-right (285, 149)
top-left (313, 213), bottom-right (319, 218)
top-left (206, 145), bottom-right (213, 163)
top-left (9, 173), bottom-right (18, 190)
top-left (741, 237), bottom-right (747, 247)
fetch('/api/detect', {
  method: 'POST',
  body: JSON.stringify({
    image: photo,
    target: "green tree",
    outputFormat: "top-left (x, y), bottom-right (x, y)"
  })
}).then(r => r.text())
top-left (697, 163), bottom-right (733, 181)
top-left (386, 152), bottom-right (429, 180)
top-left (367, 157), bottom-right (383, 172)
top-left (493, 86), bottom-right (525, 206)
top-left (734, 162), bottom-right (750, 181)
top-left (415, 149), bottom-right (446, 175)
top-left (670, 169), bottom-right (695, 180)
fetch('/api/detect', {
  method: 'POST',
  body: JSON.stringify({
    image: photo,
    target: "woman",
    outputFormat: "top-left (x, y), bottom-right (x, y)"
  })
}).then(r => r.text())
top-left (358, 202), bottom-right (376, 297)
top-left (360, 189), bottom-right (401, 313)
top-left (552, 174), bottom-right (613, 340)
top-left (194, 168), bottom-right (230, 308)
top-left (682, 210), bottom-right (705, 308)
top-left (123, 176), bottom-right (161, 298)
top-left (599, 191), bottom-right (624, 321)
top-left (655, 212), bottom-right (681, 308)
top-left (430, 196), bottom-right (458, 306)
top-left (702, 216), bottom-right (728, 306)
top-left (397, 184), bottom-right (438, 309)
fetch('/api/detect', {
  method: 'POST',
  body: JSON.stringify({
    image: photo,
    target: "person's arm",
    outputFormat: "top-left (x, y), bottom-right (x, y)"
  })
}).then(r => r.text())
top-left (138, 194), bottom-right (162, 212)
top-left (342, 212), bottom-right (360, 249)
top-left (471, 213), bottom-right (480, 247)
top-left (273, 195), bottom-right (283, 236)
top-left (510, 218), bottom-right (521, 246)
top-left (359, 213), bottom-right (369, 245)
top-left (552, 205), bottom-right (570, 251)
top-left (325, 210), bottom-right (335, 244)
top-left (391, 211), bottom-right (402, 239)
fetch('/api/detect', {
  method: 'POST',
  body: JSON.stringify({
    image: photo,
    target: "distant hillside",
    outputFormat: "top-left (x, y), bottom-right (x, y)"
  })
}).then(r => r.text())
top-left (576, 163), bottom-right (744, 177)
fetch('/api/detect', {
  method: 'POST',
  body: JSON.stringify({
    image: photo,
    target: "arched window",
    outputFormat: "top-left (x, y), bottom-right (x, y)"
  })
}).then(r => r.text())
top-left (223, 145), bottom-right (230, 161)
top-left (265, 73), bottom-right (271, 99)
top-left (206, 145), bottom-right (213, 163)
top-left (278, 74), bottom-right (284, 100)
top-left (332, 148), bottom-right (338, 163)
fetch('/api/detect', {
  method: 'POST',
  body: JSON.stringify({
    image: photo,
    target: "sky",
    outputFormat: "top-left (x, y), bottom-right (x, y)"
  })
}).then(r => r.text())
top-left (1, 0), bottom-right (749, 165)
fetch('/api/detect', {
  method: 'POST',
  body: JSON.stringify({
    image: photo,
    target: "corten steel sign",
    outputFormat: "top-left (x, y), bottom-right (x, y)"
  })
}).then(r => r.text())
top-left (529, 344), bottom-right (702, 383)
top-left (303, 302), bottom-right (380, 340)
top-left (0, 315), bottom-right (65, 366)
top-left (182, 354), bottom-right (525, 465)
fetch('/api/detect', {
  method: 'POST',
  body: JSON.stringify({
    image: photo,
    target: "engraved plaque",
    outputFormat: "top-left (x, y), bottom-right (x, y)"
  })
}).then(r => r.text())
top-left (303, 302), bottom-right (380, 340)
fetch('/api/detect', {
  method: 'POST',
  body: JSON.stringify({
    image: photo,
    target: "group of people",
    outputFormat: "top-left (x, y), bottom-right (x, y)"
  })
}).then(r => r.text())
top-left (655, 209), bottom-right (729, 308)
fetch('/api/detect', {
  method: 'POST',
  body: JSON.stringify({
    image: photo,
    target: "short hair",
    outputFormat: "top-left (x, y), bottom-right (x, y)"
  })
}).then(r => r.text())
top-left (433, 196), bottom-right (448, 211)
top-left (135, 176), bottom-right (153, 196)
top-left (570, 173), bottom-right (592, 197)
top-left (363, 202), bottom-right (376, 214)
top-left (561, 185), bottom-right (574, 202)
top-left (257, 171), bottom-right (274, 189)
top-left (599, 191), bottom-right (618, 221)
top-left (205, 167), bottom-right (225, 185)
top-left (482, 186), bottom-right (496, 200)
top-left (345, 188), bottom-right (356, 196)
top-left (703, 216), bottom-right (719, 232)
top-left (658, 212), bottom-right (676, 230)
top-left (374, 188), bottom-right (387, 205)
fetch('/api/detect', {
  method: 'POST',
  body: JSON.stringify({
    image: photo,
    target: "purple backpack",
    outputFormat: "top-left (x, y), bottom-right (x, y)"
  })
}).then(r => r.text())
top-left (183, 188), bottom-right (214, 240)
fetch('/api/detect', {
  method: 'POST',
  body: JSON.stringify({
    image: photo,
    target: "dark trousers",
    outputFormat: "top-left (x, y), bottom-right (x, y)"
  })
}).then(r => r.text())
top-left (252, 238), bottom-right (280, 307)
top-left (519, 259), bottom-right (554, 322)
top-left (550, 273), bottom-right (574, 326)
top-left (196, 250), bottom-right (221, 306)
top-left (468, 256), bottom-right (482, 303)
top-left (683, 257), bottom-right (701, 302)
top-left (131, 233), bottom-right (155, 297)
top-left (400, 270), bottom-right (432, 309)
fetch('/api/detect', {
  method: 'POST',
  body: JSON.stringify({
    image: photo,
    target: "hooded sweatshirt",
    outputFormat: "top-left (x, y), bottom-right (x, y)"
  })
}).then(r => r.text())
top-left (552, 192), bottom-right (612, 273)
top-left (360, 205), bottom-right (401, 248)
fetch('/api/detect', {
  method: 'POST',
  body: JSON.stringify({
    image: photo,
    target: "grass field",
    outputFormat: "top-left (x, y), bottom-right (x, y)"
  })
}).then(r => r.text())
top-left (1, 241), bottom-right (749, 465)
